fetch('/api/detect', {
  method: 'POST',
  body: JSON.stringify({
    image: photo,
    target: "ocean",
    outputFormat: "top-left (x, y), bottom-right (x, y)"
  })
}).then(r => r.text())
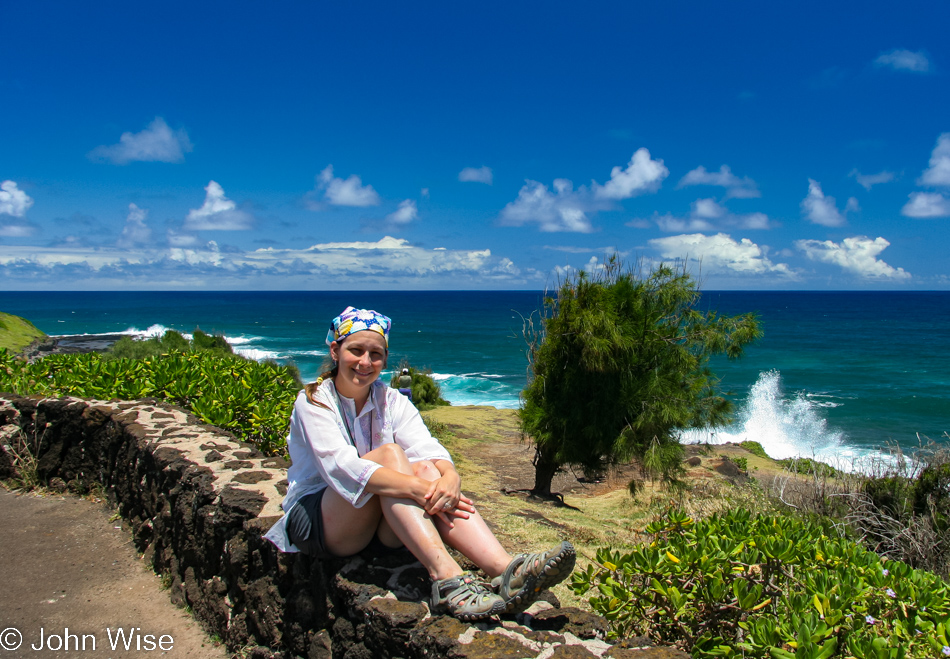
top-left (1, 291), bottom-right (947, 466)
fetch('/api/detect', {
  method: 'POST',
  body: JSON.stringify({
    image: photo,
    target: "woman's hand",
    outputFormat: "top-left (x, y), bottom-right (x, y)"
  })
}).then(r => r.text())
top-left (424, 464), bottom-right (473, 527)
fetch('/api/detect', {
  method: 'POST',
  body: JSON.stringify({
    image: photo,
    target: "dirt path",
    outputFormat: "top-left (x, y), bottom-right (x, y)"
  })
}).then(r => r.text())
top-left (0, 489), bottom-right (228, 659)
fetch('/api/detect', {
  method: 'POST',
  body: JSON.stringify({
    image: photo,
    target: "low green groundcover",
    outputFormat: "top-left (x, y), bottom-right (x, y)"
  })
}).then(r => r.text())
top-left (573, 508), bottom-right (950, 657)
top-left (0, 348), bottom-right (299, 455)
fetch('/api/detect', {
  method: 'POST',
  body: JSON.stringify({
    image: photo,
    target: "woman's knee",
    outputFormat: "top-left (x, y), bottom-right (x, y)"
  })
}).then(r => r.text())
top-left (412, 460), bottom-right (440, 481)
top-left (363, 443), bottom-right (410, 470)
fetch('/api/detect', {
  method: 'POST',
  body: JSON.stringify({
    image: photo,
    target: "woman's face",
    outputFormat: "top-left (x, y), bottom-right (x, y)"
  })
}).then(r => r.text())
top-left (330, 330), bottom-right (388, 395)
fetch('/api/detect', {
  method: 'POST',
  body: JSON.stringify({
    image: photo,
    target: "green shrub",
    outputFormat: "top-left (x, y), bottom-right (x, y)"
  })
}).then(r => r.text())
top-left (778, 456), bottom-right (841, 479)
top-left (160, 330), bottom-right (191, 352)
top-left (856, 445), bottom-right (950, 575)
top-left (863, 475), bottom-right (914, 517)
top-left (732, 456), bottom-right (748, 472)
top-left (739, 440), bottom-right (769, 459)
top-left (573, 508), bottom-right (950, 657)
top-left (190, 329), bottom-right (233, 354)
top-left (0, 347), bottom-right (298, 455)
top-left (390, 363), bottom-right (449, 411)
top-left (106, 329), bottom-right (230, 360)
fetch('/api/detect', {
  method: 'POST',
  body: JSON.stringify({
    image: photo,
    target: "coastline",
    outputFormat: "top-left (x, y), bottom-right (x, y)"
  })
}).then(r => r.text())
top-left (22, 334), bottom-right (125, 362)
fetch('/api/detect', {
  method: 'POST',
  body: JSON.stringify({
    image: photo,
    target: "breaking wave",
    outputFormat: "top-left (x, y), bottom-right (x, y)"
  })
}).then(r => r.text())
top-left (680, 370), bottom-right (862, 467)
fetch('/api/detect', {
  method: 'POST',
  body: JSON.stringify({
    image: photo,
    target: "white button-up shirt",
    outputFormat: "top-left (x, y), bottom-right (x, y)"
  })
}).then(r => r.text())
top-left (264, 378), bottom-right (452, 552)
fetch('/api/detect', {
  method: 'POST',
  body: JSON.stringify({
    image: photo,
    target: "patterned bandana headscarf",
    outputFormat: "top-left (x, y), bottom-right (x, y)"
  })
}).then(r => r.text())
top-left (326, 306), bottom-right (392, 347)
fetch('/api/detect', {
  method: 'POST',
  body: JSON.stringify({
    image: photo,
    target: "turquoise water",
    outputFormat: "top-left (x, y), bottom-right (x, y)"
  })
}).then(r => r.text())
top-left (1, 290), bottom-right (947, 462)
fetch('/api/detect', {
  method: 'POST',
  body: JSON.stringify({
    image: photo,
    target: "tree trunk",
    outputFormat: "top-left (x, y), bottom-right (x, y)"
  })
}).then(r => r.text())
top-left (531, 447), bottom-right (559, 497)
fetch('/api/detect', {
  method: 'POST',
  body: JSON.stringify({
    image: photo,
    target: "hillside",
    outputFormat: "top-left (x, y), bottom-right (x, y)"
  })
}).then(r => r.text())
top-left (0, 311), bottom-right (47, 353)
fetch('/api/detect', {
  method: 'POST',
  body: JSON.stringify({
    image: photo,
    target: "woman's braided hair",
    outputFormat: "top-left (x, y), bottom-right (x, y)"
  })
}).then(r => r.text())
top-left (304, 366), bottom-right (337, 405)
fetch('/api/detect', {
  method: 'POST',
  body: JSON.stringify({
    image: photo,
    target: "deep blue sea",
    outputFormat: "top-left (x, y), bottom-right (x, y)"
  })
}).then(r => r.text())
top-left (2, 291), bottom-right (948, 466)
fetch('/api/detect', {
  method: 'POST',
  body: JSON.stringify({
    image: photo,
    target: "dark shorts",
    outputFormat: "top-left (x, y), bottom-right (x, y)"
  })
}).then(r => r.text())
top-left (286, 488), bottom-right (406, 560)
top-left (286, 488), bottom-right (332, 558)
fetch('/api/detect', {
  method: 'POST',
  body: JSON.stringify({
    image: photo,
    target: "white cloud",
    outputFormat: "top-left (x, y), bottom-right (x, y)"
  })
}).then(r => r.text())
top-left (919, 133), bottom-right (950, 187)
top-left (801, 179), bottom-right (849, 227)
top-left (678, 165), bottom-right (760, 199)
top-left (543, 245), bottom-right (620, 254)
top-left (636, 198), bottom-right (774, 232)
top-left (184, 181), bottom-right (254, 230)
top-left (796, 236), bottom-right (910, 279)
top-left (592, 148), bottom-right (668, 200)
top-left (902, 192), bottom-right (950, 218)
top-left (654, 213), bottom-right (715, 233)
top-left (0, 214), bottom-right (38, 238)
top-left (386, 199), bottom-right (419, 224)
top-left (167, 230), bottom-right (199, 247)
top-left (849, 169), bottom-right (895, 191)
top-left (739, 212), bottom-right (772, 230)
top-left (458, 166), bottom-right (493, 185)
top-left (0, 226), bottom-right (34, 237)
top-left (88, 117), bottom-right (193, 165)
top-left (0, 180), bottom-right (34, 217)
top-left (0, 236), bottom-right (526, 287)
top-left (314, 165), bottom-right (381, 207)
top-left (649, 233), bottom-right (793, 275)
top-left (874, 49), bottom-right (931, 73)
top-left (500, 179), bottom-right (595, 232)
top-left (421, 188), bottom-right (430, 199)
top-left (117, 203), bottom-right (152, 247)
top-left (501, 149), bottom-right (667, 233)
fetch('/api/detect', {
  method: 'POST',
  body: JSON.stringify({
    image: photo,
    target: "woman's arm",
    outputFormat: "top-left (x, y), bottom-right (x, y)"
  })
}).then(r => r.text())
top-left (293, 389), bottom-right (385, 507)
top-left (363, 466), bottom-right (431, 504)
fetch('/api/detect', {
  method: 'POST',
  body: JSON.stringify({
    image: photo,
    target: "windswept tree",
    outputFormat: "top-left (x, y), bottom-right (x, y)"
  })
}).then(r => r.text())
top-left (520, 257), bottom-right (762, 497)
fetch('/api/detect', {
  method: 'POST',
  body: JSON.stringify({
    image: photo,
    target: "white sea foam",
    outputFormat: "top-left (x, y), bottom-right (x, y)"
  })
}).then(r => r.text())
top-left (434, 373), bottom-right (521, 409)
top-left (288, 349), bottom-right (329, 357)
top-left (113, 324), bottom-right (194, 340)
top-left (234, 347), bottom-right (280, 361)
top-left (680, 370), bottom-right (857, 468)
top-left (224, 335), bottom-right (263, 345)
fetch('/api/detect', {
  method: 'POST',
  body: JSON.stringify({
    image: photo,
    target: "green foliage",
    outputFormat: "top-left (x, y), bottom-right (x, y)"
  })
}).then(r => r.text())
top-left (190, 329), bottom-right (233, 354)
top-left (856, 446), bottom-right (950, 574)
top-left (732, 456), bottom-right (749, 472)
top-left (778, 457), bottom-right (841, 479)
top-left (520, 257), bottom-right (762, 495)
top-left (740, 441), bottom-right (769, 459)
top-left (389, 362), bottom-right (450, 411)
top-left (572, 508), bottom-right (950, 657)
top-left (107, 329), bottom-right (231, 360)
top-left (0, 346), bottom-right (298, 455)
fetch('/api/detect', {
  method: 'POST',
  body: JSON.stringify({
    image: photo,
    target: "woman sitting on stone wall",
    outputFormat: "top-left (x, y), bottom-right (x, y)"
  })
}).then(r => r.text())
top-left (265, 306), bottom-right (575, 621)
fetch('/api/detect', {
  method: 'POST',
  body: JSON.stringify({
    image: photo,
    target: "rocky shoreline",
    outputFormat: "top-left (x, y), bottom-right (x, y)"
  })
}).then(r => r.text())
top-left (22, 333), bottom-right (126, 361)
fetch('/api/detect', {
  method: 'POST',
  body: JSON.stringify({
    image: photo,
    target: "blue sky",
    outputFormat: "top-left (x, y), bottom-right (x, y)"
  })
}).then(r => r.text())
top-left (2, 1), bottom-right (949, 290)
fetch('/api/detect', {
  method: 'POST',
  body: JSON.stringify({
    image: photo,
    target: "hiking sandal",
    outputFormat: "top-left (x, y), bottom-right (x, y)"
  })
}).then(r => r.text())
top-left (491, 540), bottom-right (577, 614)
top-left (430, 571), bottom-right (506, 621)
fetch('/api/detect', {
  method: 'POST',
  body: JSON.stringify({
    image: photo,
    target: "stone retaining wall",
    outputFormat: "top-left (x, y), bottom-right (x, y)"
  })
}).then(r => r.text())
top-left (0, 394), bottom-right (686, 659)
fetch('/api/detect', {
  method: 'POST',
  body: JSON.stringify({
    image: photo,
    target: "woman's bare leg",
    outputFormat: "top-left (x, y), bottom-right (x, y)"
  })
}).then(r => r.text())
top-left (412, 460), bottom-right (513, 578)
top-left (323, 443), bottom-right (466, 581)
top-left (320, 488), bottom-right (384, 557)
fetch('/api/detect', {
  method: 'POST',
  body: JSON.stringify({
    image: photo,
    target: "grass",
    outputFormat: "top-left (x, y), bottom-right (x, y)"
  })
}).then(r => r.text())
top-left (0, 311), bottom-right (47, 353)
top-left (1, 427), bottom-right (44, 491)
top-left (423, 405), bottom-right (840, 609)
